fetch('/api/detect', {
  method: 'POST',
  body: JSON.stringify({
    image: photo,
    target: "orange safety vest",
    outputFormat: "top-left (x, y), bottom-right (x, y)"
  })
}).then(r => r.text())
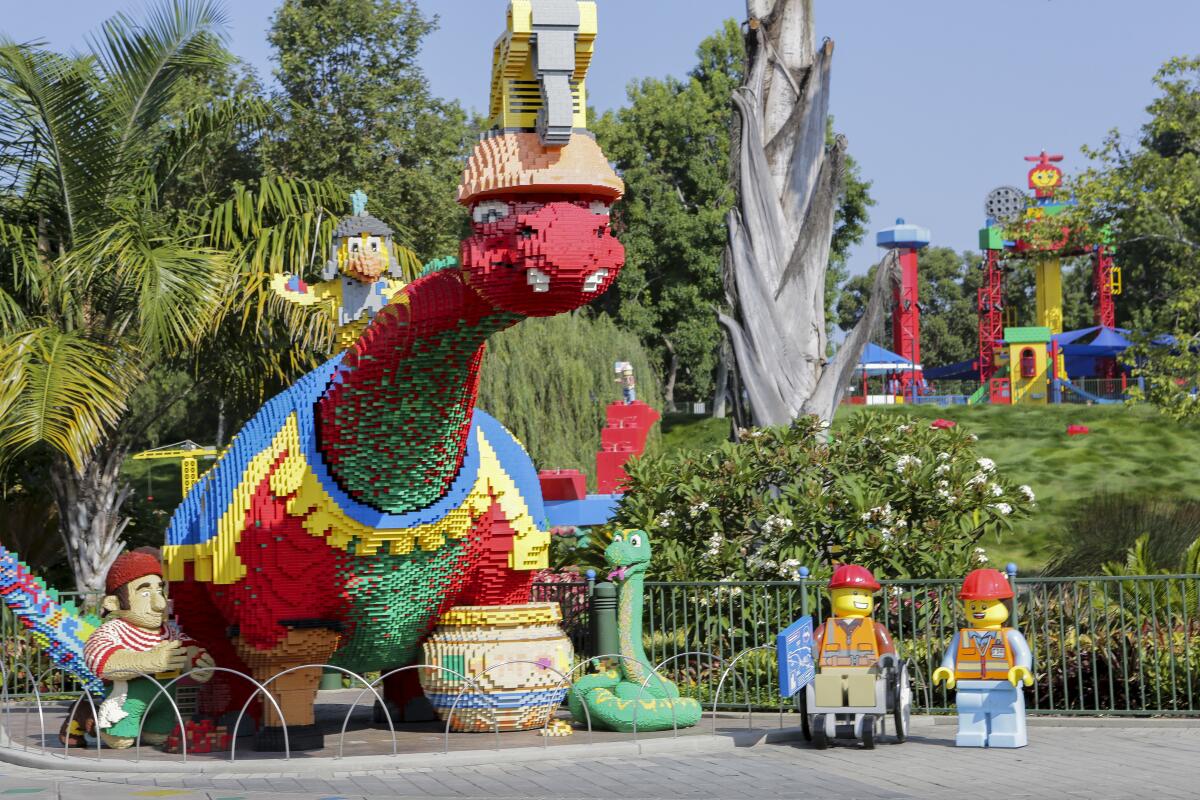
top-left (820, 617), bottom-right (880, 668)
top-left (955, 628), bottom-right (1014, 680)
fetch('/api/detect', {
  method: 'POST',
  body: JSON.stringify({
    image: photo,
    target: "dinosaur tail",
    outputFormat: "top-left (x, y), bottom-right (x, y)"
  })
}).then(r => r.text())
top-left (569, 668), bottom-right (702, 732)
top-left (0, 546), bottom-right (103, 693)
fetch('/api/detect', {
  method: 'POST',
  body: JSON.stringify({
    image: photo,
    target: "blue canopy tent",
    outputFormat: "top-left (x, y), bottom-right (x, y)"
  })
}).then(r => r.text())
top-left (856, 342), bottom-right (920, 374)
top-left (1053, 326), bottom-right (1132, 377)
top-left (847, 343), bottom-right (922, 401)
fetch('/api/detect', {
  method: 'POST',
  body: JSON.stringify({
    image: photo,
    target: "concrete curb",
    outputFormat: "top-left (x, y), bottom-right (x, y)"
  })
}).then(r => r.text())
top-left (0, 725), bottom-right (809, 776)
top-left (1, 714), bottom-right (1194, 777)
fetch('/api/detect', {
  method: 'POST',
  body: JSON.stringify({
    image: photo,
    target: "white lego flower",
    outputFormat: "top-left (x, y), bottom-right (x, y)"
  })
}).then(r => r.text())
top-left (1019, 485), bottom-right (1036, 503)
top-left (991, 503), bottom-right (1013, 516)
top-left (977, 457), bottom-right (996, 473)
top-left (990, 483), bottom-right (1004, 497)
top-left (894, 455), bottom-right (922, 473)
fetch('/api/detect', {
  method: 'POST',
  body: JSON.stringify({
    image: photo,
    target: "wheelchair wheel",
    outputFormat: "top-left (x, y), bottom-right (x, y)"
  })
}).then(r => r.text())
top-left (797, 691), bottom-right (812, 741)
top-left (860, 714), bottom-right (876, 749)
top-left (891, 662), bottom-right (913, 743)
top-left (811, 714), bottom-right (829, 749)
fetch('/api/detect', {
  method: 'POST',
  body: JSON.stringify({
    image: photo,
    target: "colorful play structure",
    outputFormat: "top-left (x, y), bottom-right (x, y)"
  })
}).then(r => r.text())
top-left (851, 152), bottom-right (1140, 407)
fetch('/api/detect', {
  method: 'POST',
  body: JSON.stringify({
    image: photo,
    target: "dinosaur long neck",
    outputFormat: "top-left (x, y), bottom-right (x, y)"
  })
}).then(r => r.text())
top-left (618, 572), bottom-right (653, 684)
top-left (316, 269), bottom-right (521, 514)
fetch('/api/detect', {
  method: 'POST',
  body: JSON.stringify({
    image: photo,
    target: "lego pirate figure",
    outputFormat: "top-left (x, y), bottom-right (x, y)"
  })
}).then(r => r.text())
top-left (272, 190), bottom-right (407, 350)
top-left (933, 568), bottom-right (1034, 748)
top-left (614, 361), bottom-right (636, 404)
top-left (82, 548), bottom-right (214, 749)
top-left (812, 565), bottom-right (896, 708)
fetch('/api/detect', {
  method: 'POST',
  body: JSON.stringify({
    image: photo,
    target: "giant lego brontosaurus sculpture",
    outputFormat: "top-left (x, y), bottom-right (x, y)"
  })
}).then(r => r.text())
top-left (165, 0), bottom-right (620, 750)
top-left (0, 1), bottom-right (623, 752)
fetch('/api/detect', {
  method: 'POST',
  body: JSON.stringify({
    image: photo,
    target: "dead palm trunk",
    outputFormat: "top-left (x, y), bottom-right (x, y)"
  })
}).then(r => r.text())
top-left (719, 0), bottom-right (897, 427)
top-left (48, 445), bottom-right (130, 597)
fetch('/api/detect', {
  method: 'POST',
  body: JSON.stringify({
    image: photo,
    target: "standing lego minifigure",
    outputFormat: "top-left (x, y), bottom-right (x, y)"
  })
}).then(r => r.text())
top-left (933, 568), bottom-right (1034, 748)
top-left (82, 548), bottom-right (214, 749)
top-left (614, 361), bottom-right (636, 405)
top-left (811, 565), bottom-right (896, 708)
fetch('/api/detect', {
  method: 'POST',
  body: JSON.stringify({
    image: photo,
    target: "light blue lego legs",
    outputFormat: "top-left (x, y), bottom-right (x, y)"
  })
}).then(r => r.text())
top-left (954, 681), bottom-right (1027, 748)
top-left (987, 684), bottom-right (1028, 748)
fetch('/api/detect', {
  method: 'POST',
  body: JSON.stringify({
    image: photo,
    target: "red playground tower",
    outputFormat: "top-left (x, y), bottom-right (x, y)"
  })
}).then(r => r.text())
top-left (877, 218), bottom-right (931, 398)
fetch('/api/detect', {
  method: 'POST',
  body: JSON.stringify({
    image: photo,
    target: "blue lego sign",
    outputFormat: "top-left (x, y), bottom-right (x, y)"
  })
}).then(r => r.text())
top-left (776, 615), bottom-right (815, 698)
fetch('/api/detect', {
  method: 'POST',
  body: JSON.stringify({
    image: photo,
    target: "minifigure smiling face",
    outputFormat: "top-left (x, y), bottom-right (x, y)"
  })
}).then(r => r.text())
top-left (963, 598), bottom-right (1010, 629)
top-left (831, 587), bottom-right (875, 618)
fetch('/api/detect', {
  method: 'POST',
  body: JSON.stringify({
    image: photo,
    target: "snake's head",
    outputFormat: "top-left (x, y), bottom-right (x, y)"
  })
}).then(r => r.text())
top-left (604, 529), bottom-right (651, 583)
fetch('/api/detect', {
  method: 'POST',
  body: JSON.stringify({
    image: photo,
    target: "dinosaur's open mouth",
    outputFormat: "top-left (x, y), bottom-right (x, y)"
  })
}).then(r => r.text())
top-left (607, 566), bottom-right (627, 582)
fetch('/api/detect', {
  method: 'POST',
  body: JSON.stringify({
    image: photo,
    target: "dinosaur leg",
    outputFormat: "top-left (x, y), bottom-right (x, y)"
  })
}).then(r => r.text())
top-left (236, 627), bottom-right (340, 752)
top-left (380, 668), bottom-right (436, 722)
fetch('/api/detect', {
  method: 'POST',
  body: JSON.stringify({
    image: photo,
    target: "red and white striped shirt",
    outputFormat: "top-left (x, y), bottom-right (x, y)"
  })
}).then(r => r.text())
top-left (83, 618), bottom-right (195, 678)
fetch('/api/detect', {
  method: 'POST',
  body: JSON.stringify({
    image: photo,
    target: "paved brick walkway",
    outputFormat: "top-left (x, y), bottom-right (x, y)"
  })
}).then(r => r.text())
top-left (0, 724), bottom-right (1194, 798)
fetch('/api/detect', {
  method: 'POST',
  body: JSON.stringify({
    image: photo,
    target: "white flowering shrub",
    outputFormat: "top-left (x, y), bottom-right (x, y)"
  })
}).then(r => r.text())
top-left (615, 412), bottom-right (1036, 581)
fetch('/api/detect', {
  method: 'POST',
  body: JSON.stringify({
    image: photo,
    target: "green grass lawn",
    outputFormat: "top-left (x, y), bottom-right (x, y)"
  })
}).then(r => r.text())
top-left (837, 404), bottom-right (1200, 570)
top-left (657, 403), bottom-right (1200, 573)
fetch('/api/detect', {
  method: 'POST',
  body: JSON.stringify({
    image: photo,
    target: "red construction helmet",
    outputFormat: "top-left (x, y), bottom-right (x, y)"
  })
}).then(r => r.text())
top-left (828, 564), bottom-right (880, 592)
top-left (959, 568), bottom-right (1014, 600)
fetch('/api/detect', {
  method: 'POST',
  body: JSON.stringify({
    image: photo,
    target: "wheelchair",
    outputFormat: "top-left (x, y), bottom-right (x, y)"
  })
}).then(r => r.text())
top-left (796, 653), bottom-right (913, 749)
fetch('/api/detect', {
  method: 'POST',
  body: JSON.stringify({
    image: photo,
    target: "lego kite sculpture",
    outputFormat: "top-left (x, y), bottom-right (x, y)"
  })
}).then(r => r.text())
top-left (0, 0), bottom-right (623, 752)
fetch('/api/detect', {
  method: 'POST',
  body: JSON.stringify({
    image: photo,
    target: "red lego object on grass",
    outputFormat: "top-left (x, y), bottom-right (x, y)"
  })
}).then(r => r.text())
top-left (1067, 424), bottom-right (1090, 436)
top-left (596, 400), bottom-right (660, 494)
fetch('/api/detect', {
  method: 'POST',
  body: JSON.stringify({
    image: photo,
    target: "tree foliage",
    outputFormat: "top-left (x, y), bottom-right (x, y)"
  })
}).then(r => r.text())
top-left (478, 312), bottom-right (661, 491)
top-left (594, 19), bottom-right (871, 407)
top-left (1067, 57), bottom-right (1200, 420)
top-left (265, 0), bottom-right (473, 259)
top-left (0, 0), bottom-right (344, 592)
top-left (615, 412), bottom-right (1034, 581)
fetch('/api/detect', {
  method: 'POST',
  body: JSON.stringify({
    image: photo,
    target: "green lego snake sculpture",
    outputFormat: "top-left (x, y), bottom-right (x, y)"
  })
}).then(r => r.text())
top-left (568, 530), bottom-right (702, 731)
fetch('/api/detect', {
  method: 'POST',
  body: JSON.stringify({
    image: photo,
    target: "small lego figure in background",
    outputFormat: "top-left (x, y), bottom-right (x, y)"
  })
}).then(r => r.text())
top-left (812, 565), bottom-right (895, 707)
top-left (272, 189), bottom-right (407, 350)
top-left (614, 361), bottom-right (636, 404)
top-left (82, 548), bottom-right (214, 749)
top-left (933, 568), bottom-right (1034, 748)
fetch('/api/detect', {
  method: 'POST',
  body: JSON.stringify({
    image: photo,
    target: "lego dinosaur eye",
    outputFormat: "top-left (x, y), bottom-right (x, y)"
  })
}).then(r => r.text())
top-left (612, 533), bottom-right (623, 543)
top-left (472, 200), bottom-right (510, 224)
top-left (629, 534), bottom-right (642, 548)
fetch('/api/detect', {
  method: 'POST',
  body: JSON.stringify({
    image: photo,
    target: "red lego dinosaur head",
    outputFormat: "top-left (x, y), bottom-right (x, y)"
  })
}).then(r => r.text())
top-left (458, 132), bottom-right (625, 317)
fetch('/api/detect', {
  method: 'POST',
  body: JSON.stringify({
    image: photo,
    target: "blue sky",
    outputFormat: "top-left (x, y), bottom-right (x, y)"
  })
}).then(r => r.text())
top-left (4, 0), bottom-right (1198, 275)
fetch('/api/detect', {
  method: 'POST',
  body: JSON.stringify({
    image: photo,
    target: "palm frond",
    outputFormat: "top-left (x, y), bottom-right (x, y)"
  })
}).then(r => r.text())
top-left (0, 41), bottom-right (112, 240)
top-left (66, 213), bottom-right (233, 357)
top-left (90, 0), bottom-right (230, 164)
top-left (0, 326), bottom-right (136, 469)
top-left (156, 94), bottom-right (274, 189)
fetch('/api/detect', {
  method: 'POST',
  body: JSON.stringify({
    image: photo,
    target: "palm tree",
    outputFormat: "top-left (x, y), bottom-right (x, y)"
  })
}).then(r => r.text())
top-left (0, 1), bottom-right (343, 594)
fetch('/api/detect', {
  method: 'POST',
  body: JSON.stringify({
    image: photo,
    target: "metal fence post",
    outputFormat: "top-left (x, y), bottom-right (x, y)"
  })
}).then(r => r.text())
top-left (798, 566), bottom-right (810, 618)
top-left (1006, 562), bottom-right (1019, 629)
top-left (590, 581), bottom-right (619, 663)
